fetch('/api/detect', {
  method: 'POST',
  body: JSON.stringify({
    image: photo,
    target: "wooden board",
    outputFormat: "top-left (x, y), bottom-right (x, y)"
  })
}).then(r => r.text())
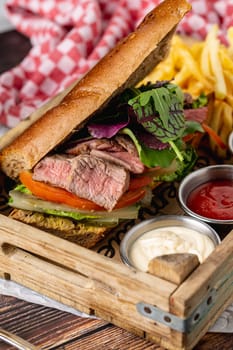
top-left (0, 169), bottom-right (233, 350)
top-left (0, 91), bottom-right (233, 350)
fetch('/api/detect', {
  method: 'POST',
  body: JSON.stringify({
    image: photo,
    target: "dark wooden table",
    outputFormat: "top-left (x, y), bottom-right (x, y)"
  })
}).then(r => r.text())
top-left (0, 294), bottom-right (233, 350)
top-left (0, 30), bottom-right (233, 350)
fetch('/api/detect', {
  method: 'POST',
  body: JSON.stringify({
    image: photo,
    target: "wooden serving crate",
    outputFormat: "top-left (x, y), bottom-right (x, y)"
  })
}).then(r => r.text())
top-left (0, 100), bottom-right (233, 350)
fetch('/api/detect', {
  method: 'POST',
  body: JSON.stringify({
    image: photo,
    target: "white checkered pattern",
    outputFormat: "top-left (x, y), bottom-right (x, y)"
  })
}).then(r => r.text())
top-left (0, 0), bottom-right (233, 127)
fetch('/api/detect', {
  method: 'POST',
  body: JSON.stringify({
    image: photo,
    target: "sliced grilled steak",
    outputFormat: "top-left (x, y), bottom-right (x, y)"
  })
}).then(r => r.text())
top-left (65, 135), bottom-right (144, 173)
top-left (115, 135), bottom-right (138, 155)
top-left (66, 138), bottom-right (125, 155)
top-left (90, 149), bottom-right (145, 174)
top-left (33, 154), bottom-right (130, 210)
top-left (184, 107), bottom-right (208, 123)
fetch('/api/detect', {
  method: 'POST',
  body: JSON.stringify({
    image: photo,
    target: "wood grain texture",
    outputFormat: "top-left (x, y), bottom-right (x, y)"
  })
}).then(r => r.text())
top-left (0, 296), bottom-right (233, 350)
top-left (1, 216), bottom-right (233, 349)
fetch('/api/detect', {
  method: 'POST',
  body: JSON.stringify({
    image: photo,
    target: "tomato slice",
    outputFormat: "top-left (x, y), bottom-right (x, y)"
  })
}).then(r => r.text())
top-left (182, 133), bottom-right (196, 143)
top-left (19, 171), bottom-right (146, 211)
top-left (114, 188), bottom-right (146, 209)
top-left (19, 171), bottom-right (104, 211)
top-left (128, 175), bottom-right (153, 191)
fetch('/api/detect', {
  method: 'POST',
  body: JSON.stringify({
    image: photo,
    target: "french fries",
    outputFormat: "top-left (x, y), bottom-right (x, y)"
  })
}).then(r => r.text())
top-left (139, 26), bottom-right (233, 157)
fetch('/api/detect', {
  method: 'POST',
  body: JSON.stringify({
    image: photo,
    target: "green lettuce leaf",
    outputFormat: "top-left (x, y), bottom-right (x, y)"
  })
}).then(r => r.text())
top-left (128, 83), bottom-right (186, 161)
top-left (152, 147), bottom-right (198, 182)
top-left (183, 120), bottom-right (204, 137)
top-left (122, 128), bottom-right (176, 168)
top-left (128, 83), bottom-right (185, 143)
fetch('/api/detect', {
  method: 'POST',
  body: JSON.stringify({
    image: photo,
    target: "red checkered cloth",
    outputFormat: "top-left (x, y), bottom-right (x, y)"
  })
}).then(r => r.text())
top-left (0, 0), bottom-right (233, 128)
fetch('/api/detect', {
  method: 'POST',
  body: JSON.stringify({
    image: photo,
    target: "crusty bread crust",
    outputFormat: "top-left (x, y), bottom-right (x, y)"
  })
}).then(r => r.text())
top-left (0, 0), bottom-right (191, 179)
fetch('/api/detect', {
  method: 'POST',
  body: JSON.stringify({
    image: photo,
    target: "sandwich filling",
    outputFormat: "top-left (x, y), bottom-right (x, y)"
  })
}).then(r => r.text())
top-left (32, 153), bottom-right (130, 211)
top-left (9, 81), bottom-right (208, 223)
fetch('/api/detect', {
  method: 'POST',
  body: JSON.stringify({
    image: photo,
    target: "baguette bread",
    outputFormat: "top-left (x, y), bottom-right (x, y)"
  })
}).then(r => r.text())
top-left (0, 0), bottom-right (191, 248)
top-left (9, 209), bottom-right (110, 248)
top-left (0, 0), bottom-right (191, 179)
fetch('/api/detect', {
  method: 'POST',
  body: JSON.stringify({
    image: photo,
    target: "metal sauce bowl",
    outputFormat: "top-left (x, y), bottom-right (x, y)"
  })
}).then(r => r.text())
top-left (120, 215), bottom-right (220, 270)
top-left (178, 165), bottom-right (233, 235)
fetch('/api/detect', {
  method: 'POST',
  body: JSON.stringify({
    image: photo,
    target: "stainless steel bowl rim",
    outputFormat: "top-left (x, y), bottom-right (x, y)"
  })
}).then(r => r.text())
top-left (178, 165), bottom-right (233, 225)
top-left (228, 131), bottom-right (233, 153)
top-left (120, 214), bottom-right (221, 269)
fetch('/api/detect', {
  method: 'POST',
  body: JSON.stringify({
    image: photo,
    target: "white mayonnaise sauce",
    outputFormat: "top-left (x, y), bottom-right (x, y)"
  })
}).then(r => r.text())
top-left (129, 226), bottom-right (215, 272)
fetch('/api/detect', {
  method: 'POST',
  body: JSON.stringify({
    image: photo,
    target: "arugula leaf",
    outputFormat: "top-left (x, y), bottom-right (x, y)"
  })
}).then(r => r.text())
top-left (183, 120), bottom-right (204, 137)
top-left (128, 83), bottom-right (185, 161)
top-left (121, 128), bottom-right (176, 168)
top-left (152, 147), bottom-right (198, 182)
top-left (128, 83), bottom-right (185, 143)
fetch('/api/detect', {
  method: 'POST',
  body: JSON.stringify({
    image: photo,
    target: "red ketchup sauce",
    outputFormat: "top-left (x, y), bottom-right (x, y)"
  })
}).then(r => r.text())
top-left (187, 179), bottom-right (233, 220)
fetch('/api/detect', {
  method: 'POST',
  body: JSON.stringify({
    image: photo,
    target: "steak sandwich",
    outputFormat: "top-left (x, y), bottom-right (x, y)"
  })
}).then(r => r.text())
top-left (0, 0), bottom-right (207, 248)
